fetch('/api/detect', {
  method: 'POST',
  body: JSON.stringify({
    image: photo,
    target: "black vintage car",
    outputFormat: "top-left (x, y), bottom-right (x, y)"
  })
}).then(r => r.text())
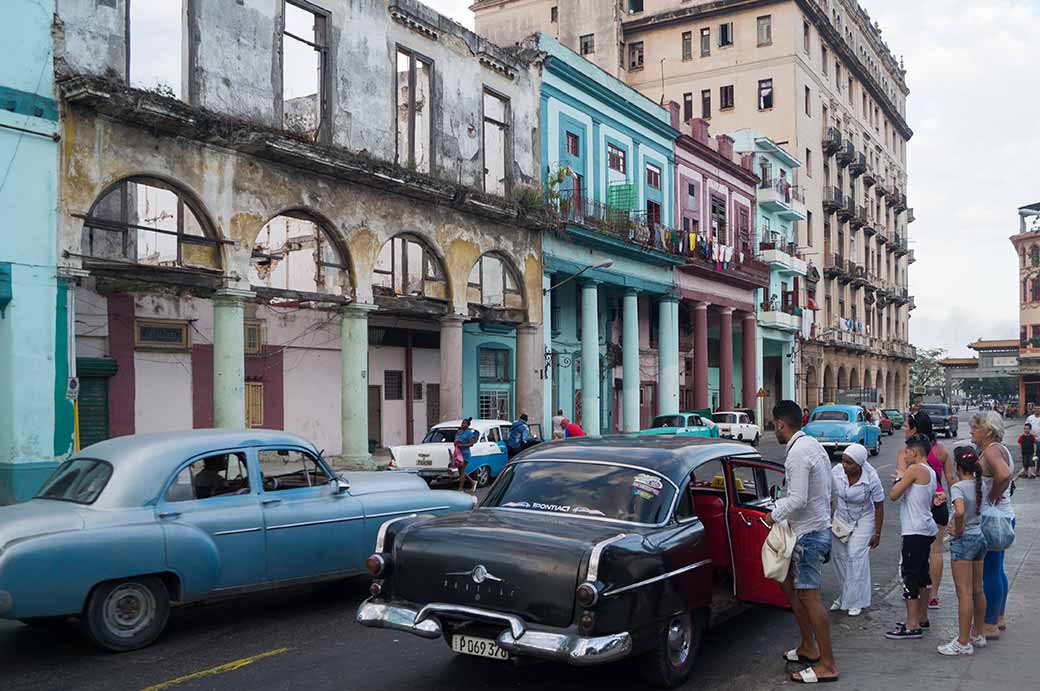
top-left (357, 436), bottom-right (789, 688)
top-left (919, 403), bottom-right (958, 438)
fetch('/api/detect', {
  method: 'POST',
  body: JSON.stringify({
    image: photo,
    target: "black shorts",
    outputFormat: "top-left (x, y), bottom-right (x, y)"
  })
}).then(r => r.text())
top-left (931, 501), bottom-right (949, 526)
top-left (901, 534), bottom-right (934, 600)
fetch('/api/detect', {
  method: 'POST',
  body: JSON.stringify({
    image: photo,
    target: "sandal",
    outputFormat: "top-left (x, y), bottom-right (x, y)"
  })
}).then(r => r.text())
top-left (783, 649), bottom-right (821, 664)
top-left (792, 667), bottom-right (840, 684)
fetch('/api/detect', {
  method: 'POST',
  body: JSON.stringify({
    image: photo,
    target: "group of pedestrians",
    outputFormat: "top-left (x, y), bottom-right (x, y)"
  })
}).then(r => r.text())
top-left (765, 401), bottom-right (1019, 684)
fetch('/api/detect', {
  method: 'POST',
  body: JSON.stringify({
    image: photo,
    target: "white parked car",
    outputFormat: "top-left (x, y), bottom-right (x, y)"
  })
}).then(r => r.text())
top-left (711, 410), bottom-right (760, 446)
top-left (389, 419), bottom-right (521, 487)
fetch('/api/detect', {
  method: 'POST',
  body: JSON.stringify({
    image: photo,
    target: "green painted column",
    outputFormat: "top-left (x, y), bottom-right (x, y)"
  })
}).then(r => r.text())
top-left (580, 281), bottom-right (600, 436)
top-left (621, 289), bottom-right (640, 432)
top-left (658, 297), bottom-right (680, 415)
top-left (212, 289), bottom-right (252, 428)
top-left (341, 303), bottom-right (377, 468)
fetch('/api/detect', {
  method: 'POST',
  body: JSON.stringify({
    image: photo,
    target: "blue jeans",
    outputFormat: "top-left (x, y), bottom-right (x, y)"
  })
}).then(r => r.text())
top-left (792, 528), bottom-right (831, 590)
top-left (984, 517), bottom-right (1016, 625)
top-left (950, 531), bottom-right (986, 562)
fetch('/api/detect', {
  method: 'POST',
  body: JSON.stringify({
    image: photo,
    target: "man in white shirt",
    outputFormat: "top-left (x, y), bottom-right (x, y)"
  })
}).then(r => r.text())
top-left (1025, 405), bottom-right (1040, 434)
top-left (765, 400), bottom-right (838, 684)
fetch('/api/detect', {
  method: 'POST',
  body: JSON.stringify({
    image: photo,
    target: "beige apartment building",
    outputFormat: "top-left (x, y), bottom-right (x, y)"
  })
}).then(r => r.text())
top-left (474, 0), bottom-right (916, 410)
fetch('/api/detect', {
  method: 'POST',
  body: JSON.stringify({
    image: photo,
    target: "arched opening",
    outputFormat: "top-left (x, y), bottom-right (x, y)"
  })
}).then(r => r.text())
top-left (372, 233), bottom-right (448, 302)
top-left (875, 370), bottom-right (884, 400)
top-left (467, 253), bottom-right (525, 311)
top-left (837, 365), bottom-right (848, 391)
top-left (894, 371), bottom-right (903, 409)
top-left (249, 211), bottom-right (352, 299)
top-left (805, 365), bottom-right (819, 409)
top-left (81, 176), bottom-right (221, 271)
top-left (823, 365), bottom-right (835, 403)
top-left (850, 368), bottom-right (860, 390)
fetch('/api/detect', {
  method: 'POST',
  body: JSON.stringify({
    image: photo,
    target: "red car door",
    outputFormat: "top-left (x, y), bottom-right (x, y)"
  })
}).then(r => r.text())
top-left (725, 460), bottom-right (790, 609)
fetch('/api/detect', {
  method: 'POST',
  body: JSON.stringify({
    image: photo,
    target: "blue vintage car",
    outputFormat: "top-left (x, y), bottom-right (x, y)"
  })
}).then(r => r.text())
top-left (803, 405), bottom-right (882, 457)
top-left (0, 429), bottom-right (474, 651)
top-left (637, 413), bottom-right (720, 438)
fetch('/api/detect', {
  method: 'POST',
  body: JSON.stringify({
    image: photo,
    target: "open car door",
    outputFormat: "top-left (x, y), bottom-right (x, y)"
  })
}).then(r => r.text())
top-left (724, 458), bottom-right (790, 609)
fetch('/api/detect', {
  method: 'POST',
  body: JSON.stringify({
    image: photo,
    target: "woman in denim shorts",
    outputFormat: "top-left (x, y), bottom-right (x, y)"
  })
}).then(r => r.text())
top-left (937, 446), bottom-right (988, 656)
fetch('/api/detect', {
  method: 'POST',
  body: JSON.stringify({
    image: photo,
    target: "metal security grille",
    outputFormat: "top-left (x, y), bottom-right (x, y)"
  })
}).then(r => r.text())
top-left (245, 382), bottom-right (264, 428)
top-left (384, 370), bottom-right (404, 400)
top-left (479, 390), bottom-right (511, 420)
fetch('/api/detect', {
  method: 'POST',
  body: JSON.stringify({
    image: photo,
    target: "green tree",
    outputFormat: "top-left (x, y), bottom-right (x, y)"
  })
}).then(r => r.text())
top-left (911, 347), bottom-right (947, 394)
top-left (959, 377), bottom-right (1017, 401)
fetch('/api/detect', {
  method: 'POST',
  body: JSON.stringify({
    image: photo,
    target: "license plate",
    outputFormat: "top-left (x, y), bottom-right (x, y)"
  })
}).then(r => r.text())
top-left (451, 634), bottom-right (509, 660)
top-left (416, 458), bottom-right (433, 467)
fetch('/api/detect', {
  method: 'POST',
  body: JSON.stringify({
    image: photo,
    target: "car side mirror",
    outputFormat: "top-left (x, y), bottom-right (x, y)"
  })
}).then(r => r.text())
top-left (331, 478), bottom-right (349, 494)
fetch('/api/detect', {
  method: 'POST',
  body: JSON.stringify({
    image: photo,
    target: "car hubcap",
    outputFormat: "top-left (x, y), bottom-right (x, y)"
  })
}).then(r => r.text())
top-left (666, 615), bottom-right (692, 668)
top-left (103, 583), bottom-right (156, 639)
top-left (476, 467), bottom-right (490, 486)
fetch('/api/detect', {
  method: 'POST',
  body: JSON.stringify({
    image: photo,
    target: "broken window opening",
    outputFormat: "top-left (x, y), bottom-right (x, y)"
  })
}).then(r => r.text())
top-left (467, 254), bottom-right (522, 310)
top-left (127, 0), bottom-right (184, 99)
top-left (396, 48), bottom-right (434, 174)
top-left (373, 234), bottom-right (447, 300)
top-left (483, 89), bottom-right (511, 197)
top-left (81, 177), bottom-right (220, 271)
top-left (282, 1), bottom-right (328, 140)
top-left (249, 213), bottom-right (349, 299)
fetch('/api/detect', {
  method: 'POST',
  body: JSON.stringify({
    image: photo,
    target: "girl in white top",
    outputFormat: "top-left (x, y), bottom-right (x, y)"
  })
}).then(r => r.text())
top-left (970, 411), bottom-right (1014, 638)
top-left (886, 433), bottom-right (938, 640)
top-left (830, 444), bottom-right (885, 616)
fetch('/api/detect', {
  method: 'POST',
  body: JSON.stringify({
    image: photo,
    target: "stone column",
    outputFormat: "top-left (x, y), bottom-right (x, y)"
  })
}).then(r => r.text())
top-left (341, 304), bottom-right (377, 468)
top-left (693, 302), bottom-right (709, 410)
top-left (658, 297), bottom-right (680, 415)
top-left (212, 289), bottom-right (253, 428)
top-left (515, 322), bottom-right (541, 425)
top-left (439, 315), bottom-right (465, 421)
top-left (580, 282), bottom-right (600, 436)
top-left (742, 311), bottom-right (758, 410)
top-left (542, 274), bottom-right (553, 429)
top-left (621, 289), bottom-right (640, 433)
top-left (719, 307), bottom-right (734, 411)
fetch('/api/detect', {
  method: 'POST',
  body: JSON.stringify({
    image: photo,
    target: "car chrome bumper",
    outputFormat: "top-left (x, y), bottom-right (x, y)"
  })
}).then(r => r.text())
top-left (818, 442), bottom-right (850, 451)
top-left (356, 599), bottom-right (632, 665)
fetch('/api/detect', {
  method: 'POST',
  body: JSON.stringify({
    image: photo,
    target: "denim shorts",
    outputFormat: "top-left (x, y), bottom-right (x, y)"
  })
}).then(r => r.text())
top-left (792, 528), bottom-right (831, 590)
top-left (950, 531), bottom-right (987, 562)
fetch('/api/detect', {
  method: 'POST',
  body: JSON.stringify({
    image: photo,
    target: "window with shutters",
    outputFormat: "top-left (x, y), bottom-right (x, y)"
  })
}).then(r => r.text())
top-left (683, 92), bottom-right (693, 122)
top-left (245, 383), bottom-right (264, 428)
top-left (701, 89), bottom-right (711, 118)
top-left (480, 349), bottom-right (510, 382)
top-left (758, 79), bottom-right (774, 110)
top-left (720, 85), bottom-right (734, 110)
top-left (647, 200), bottom-right (662, 227)
top-left (396, 47), bottom-right (433, 173)
top-left (682, 31), bottom-right (692, 61)
top-left (719, 23), bottom-right (733, 47)
top-left (244, 321), bottom-right (264, 355)
top-left (384, 370), bottom-right (404, 400)
top-left (483, 89), bottom-right (511, 196)
top-left (646, 164), bottom-right (661, 190)
top-left (629, 42), bottom-right (644, 70)
top-left (700, 28), bottom-right (710, 56)
top-left (710, 195), bottom-right (727, 243)
top-left (608, 144), bottom-right (627, 174)
top-left (566, 131), bottom-right (580, 156)
top-left (580, 33), bottom-right (595, 55)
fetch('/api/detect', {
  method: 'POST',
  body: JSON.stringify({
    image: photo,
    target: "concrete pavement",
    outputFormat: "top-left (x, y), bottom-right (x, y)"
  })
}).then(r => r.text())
top-left (1, 412), bottom-right (1035, 690)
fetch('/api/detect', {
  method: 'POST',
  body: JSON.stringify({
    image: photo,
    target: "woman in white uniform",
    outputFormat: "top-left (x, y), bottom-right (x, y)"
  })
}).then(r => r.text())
top-left (830, 443), bottom-right (886, 616)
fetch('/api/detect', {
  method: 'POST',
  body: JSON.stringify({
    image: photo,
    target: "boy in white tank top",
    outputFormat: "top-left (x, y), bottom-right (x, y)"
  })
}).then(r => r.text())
top-left (886, 433), bottom-right (938, 639)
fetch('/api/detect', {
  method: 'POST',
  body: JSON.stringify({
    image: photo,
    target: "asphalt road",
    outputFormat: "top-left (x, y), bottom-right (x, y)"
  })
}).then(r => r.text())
top-left (0, 413), bottom-right (991, 691)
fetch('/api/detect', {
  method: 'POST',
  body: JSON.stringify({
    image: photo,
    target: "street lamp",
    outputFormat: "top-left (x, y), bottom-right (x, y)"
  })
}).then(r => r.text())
top-left (543, 260), bottom-right (614, 295)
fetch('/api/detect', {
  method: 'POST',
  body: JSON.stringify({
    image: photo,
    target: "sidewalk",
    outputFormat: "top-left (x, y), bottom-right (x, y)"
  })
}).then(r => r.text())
top-left (820, 471), bottom-right (1040, 689)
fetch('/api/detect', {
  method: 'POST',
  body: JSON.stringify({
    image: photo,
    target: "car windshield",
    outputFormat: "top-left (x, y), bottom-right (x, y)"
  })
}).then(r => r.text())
top-left (482, 460), bottom-right (677, 525)
top-left (883, 409), bottom-right (900, 416)
top-left (712, 413), bottom-right (736, 424)
top-left (651, 415), bottom-right (685, 428)
top-left (423, 428), bottom-right (459, 443)
top-left (811, 410), bottom-right (850, 422)
top-left (920, 406), bottom-right (949, 416)
top-left (35, 459), bottom-right (112, 505)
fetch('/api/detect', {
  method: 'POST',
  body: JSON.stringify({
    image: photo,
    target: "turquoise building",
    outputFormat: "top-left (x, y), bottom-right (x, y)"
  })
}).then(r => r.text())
top-left (534, 34), bottom-right (684, 435)
top-left (0, 0), bottom-right (70, 503)
top-left (730, 130), bottom-right (808, 418)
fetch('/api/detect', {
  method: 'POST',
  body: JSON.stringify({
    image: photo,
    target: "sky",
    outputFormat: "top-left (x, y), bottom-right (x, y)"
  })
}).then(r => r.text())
top-left (130, 1), bottom-right (1040, 357)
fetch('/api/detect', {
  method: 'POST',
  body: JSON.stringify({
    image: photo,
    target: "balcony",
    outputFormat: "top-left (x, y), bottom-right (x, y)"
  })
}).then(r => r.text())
top-left (824, 253), bottom-right (847, 279)
top-left (908, 296), bottom-right (917, 310)
top-left (907, 207), bottom-right (916, 223)
top-left (885, 340), bottom-right (917, 360)
top-left (850, 203), bottom-right (867, 229)
top-left (884, 184), bottom-right (899, 206)
top-left (876, 177), bottom-right (889, 197)
top-left (823, 186), bottom-right (844, 212)
top-left (893, 191), bottom-right (907, 212)
top-left (818, 324), bottom-right (870, 352)
top-left (849, 262), bottom-right (868, 287)
top-left (757, 178), bottom-right (806, 220)
top-left (850, 152), bottom-right (867, 177)
top-left (836, 141), bottom-right (855, 167)
top-left (863, 219), bottom-right (878, 238)
top-left (822, 127), bottom-right (843, 155)
top-left (862, 167), bottom-right (876, 187)
top-left (892, 236), bottom-right (908, 256)
top-left (908, 249), bottom-right (916, 264)
top-left (758, 236), bottom-right (808, 275)
top-left (838, 197), bottom-right (855, 222)
top-left (758, 304), bottom-right (803, 333)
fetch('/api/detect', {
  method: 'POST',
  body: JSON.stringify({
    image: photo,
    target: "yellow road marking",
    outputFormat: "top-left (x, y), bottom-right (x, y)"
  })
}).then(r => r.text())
top-left (139, 647), bottom-right (291, 691)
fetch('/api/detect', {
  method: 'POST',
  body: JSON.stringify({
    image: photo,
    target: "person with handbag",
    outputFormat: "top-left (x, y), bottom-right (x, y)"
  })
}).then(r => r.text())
top-left (829, 444), bottom-right (884, 617)
top-left (886, 433), bottom-right (938, 640)
top-left (452, 418), bottom-right (480, 492)
top-left (969, 411), bottom-right (1015, 639)
top-left (763, 400), bottom-right (839, 684)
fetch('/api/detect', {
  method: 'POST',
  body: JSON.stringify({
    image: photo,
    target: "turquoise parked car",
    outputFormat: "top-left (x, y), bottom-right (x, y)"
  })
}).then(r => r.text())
top-left (638, 413), bottom-right (720, 438)
top-left (803, 405), bottom-right (882, 458)
top-left (0, 429), bottom-right (474, 652)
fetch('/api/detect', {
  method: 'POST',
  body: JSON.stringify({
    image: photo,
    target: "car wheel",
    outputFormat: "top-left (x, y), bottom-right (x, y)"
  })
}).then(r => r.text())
top-left (82, 576), bottom-right (170, 652)
top-left (870, 439), bottom-right (880, 456)
top-left (752, 433), bottom-right (760, 447)
top-left (639, 611), bottom-right (702, 688)
top-left (471, 465), bottom-right (492, 488)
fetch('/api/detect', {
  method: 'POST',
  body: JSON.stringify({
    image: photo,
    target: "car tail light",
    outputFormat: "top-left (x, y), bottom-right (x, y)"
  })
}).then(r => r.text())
top-left (369, 581), bottom-right (383, 597)
top-left (388, 454), bottom-right (397, 470)
top-left (575, 582), bottom-right (600, 608)
top-left (579, 611), bottom-right (595, 634)
top-left (365, 553), bottom-right (387, 577)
